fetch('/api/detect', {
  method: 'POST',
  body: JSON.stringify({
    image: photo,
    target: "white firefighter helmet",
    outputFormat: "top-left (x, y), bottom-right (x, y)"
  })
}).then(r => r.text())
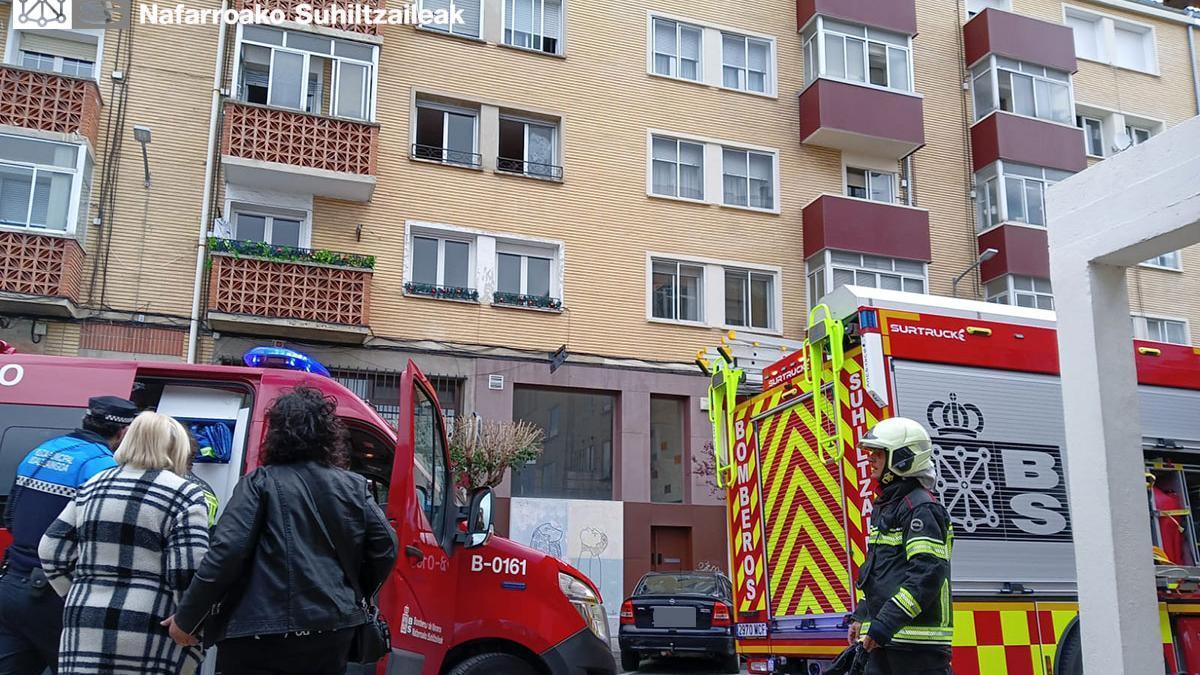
top-left (859, 417), bottom-right (933, 477)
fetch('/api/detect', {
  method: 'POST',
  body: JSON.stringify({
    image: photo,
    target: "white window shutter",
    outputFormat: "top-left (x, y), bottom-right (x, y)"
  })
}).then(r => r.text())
top-left (543, 0), bottom-right (562, 40)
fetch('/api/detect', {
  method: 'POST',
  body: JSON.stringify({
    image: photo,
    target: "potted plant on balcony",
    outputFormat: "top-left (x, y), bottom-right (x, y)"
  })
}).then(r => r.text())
top-left (448, 414), bottom-right (544, 495)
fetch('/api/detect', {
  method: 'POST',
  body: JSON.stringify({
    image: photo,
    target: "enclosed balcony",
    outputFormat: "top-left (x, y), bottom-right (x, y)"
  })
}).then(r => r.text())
top-left (963, 8), bottom-right (1077, 73)
top-left (0, 65), bottom-right (101, 146)
top-left (978, 224), bottom-right (1049, 283)
top-left (237, 0), bottom-right (384, 36)
top-left (799, 80), bottom-right (924, 158)
top-left (971, 112), bottom-right (1086, 174)
top-left (0, 231), bottom-right (84, 317)
top-left (206, 239), bottom-right (373, 343)
top-left (797, 0), bottom-right (917, 35)
top-left (802, 193), bottom-right (931, 261)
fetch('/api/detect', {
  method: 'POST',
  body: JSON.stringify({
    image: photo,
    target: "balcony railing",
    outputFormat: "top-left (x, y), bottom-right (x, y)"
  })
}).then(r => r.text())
top-left (496, 158), bottom-right (564, 180)
top-left (0, 66), bottom-right (102, 145)
top-left (222, 101), bottom-right (378, 175)
top-left (492, 291), bottom-right (562, 310)
top-left (410, 144), bottom-right (482, 168)
top-left (0, 230), bottom-right (84, 304)
top-left (404, 282), bottom-right (479, 302)
top-left (208, 239), bottom-right (372, 326)
top-left (235, 0), bottom-right (384, 35)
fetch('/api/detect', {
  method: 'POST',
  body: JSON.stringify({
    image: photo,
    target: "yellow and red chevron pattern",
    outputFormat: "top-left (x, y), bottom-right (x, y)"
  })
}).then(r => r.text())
top-left (949, 602), bottom-right (1076, 674)
top-left (835, 351), bottom-right (884, 590)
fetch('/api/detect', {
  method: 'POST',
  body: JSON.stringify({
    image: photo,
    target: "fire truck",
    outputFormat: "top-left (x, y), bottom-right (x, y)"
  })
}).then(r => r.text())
top-left (703, 286), bottom-right (1200, 675)
top-left (0, 351), bottom-right (616, 675)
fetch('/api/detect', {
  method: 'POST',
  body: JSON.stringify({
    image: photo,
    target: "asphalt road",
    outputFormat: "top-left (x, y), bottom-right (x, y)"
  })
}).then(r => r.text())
top-left (619, 655), bottom-right (748, 674)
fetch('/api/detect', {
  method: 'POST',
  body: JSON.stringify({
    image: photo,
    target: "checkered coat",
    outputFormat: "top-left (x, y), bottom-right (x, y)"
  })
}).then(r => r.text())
top-left (38, 467), bottom-right (210, 675)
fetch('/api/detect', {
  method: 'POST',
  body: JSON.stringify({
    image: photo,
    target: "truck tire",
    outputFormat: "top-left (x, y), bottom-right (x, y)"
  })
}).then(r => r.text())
top-left (717, 652), bottom-right (740, 673)
top-left (1054, 617), bottom-right (1083, 675)
top-left (620, 649), bottom-right (641, 672)
top-left (447, 652), bottom-right (536, 675)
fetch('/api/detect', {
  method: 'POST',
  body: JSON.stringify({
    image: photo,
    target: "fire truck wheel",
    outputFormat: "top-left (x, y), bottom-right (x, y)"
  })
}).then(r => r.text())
top-left (447, 652), bottom-right (536, 675)
top-left (620, 649), bottom-right (641, 671)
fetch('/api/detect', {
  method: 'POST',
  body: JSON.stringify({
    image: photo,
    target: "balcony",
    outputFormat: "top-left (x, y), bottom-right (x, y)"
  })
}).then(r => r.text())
top-left (798, 79), bottom-right (924, 159)
top-left (492, 291), bottom-right (563, 311)
top-left (220, 101), bottom-right (378, 202)
top-left (797, 0), bottom-right (917, 35)
top-left (964, 8), bottom-right (1076, 72)
top-left (802, 194), bottom-right (931, 261)
top-left (978, 224), bottom-right (1049, 283)
top-left (971, 112), bottom-right (1086, 174)
top-left (206, 239), bottom-right (373, 343)
top-left (236, 0), bottom-right (384, 35)
top-left (0, 231), bottom-right (84, 317)
top-left (0, 66), bottom-right (101, 146)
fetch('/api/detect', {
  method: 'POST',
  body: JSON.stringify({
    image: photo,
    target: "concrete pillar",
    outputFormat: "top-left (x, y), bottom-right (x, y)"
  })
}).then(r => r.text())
top-left (620, 390), bottom-right (652, 504)
top-left (1052, 257), bottom-right (1163, 674)
top-left (479, 104), bottom-right (499, 172)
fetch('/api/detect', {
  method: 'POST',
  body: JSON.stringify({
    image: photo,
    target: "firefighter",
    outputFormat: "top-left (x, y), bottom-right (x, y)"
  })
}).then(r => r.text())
top-left (846, 417), bottom-right (953, 675)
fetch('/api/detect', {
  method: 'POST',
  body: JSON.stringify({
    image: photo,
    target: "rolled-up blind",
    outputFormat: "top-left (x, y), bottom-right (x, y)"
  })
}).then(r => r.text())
top-left (20, 33), bottom-right (97, 62)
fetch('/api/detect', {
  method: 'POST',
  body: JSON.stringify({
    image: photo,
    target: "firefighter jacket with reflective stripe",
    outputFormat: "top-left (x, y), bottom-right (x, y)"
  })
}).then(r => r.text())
top-left (852, 478), bottom-right (953, 652)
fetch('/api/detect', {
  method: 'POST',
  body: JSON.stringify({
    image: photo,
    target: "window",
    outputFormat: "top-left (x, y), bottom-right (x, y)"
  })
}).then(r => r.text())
top-left (1125, 124), bottom-right (1153, 147)
top-left (1143, 251), bottom-right (1181, 270)
top-left (651, 136), bottom-right (704, 200)
top-left (511, 388), bottom-right (614, 500)
top-left (967, 0), bottom-right (1011, 17)
top-left (1064, 7), bottom-right (1156, 74)
top-left (414, 100), bottom-right (480, 166)
top-left (722, 33), bottom-right (772, 94)
top-left (0, 134), bottom-right (90, 233)
top-left (651, 259), bottom-right (704, 322)
top-left (236, 25), bottom-right (376, 121)
top-left (985, 275), bottom-right (1054, 309)
top-left (497, 249), bottom-right (553, 297)
top-left (975, 162), bottom-right (1073, 230)
top-left (846, 167), bottom-right (895, 203)
top-left (724, 269), bottom-right (774, 329)
top-left (808, 251), bottom-right (926, 301)
top-left (420, 0), bottom-right (482, 38)
top-left (803, 17), bottom-right (912, 92)
top-left (971, 56), bottom-right (1072, 125)
top-left (15, 32), bottom-right (99, 79)
top-left (650, 397), bottom-right (685, 504)
top-left (722, 148), bottom-right (774, 209)
top-left (503, 0), bottom-right (563, 54)
top-left (413, 386), bottom-right (449, 539)
top-left (1133, 316), bottom-right (1188, 345)
top-left (498, 117), bottom-right (560, 178)
top-left (1077, 115), bottom-right (1104, 156)
top-left (230, 209), bottom-right (304, 248)
top-left (410, 234), bottom-right (473, 290)
top-left (652, 18), bottom-right (703, 81)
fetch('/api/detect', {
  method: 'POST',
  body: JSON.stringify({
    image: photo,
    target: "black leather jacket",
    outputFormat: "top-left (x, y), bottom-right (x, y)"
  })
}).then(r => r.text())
top-left (174, 462), bottom-right (397, 643)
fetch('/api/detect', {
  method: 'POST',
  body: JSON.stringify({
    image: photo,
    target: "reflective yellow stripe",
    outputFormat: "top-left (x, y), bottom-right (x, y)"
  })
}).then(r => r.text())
top-left (868, 528), bottom-right (904, 546)
top-left (892, 625), bottom-right (954, 644)
top-left (892, 587), bottom-right (921, 618)
top-left (906, 537), bottom-right (951, 560)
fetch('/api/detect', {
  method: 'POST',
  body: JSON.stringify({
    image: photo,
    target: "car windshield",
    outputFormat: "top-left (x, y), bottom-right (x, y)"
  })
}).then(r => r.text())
top-left (635, 574), bottom-right (723, 597)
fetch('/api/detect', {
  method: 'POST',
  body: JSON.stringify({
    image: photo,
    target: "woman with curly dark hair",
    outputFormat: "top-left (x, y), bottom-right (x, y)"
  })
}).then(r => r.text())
top-left (163, 387), bottom-right (397, 675)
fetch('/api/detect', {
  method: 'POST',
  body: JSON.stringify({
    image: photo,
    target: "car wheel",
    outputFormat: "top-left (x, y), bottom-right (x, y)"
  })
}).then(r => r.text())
top-left (718, 652), bottom-right (740, 673)
top-left (447, 652), bottom-right (536, 675)
top-left (620, 649), bottom-right (641, 672)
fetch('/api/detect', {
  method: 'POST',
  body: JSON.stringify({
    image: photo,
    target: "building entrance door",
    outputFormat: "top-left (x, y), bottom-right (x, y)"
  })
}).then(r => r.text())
top-left (651, 526), bottom-right (692, 572)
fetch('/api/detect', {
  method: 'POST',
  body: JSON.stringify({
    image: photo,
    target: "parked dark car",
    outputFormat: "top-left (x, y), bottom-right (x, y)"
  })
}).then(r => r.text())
top-left (618, 571), bottom-right (738, 673)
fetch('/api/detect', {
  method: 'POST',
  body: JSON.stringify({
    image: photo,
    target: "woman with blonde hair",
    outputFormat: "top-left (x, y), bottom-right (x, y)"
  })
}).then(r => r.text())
top-left (39, 411), bottom-right (210, 675)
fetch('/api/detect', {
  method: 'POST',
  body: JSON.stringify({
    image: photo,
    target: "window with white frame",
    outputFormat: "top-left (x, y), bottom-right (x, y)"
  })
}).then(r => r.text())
top-left (966, 0), bottom-right (1011, 18)
top-left (802, 17), bottom-right (912, 92)
top-left (1132, 315), bottom-right (1188, 345)
top-left (228, 207), bottom-right (305, 248)
top-left (1064, 7), bottom-right (1156, 74)
top-left (1076, 115), bottom-right (1104, 156)
top-left (1142, 251), bottom-right (1181, 270)
top-left (807, 251), bottom-right (926, 306)
top-left (0, 134), bottom-right (91, 234)
top-left (409, 233), bottom-right (474, 291)
top-left (15, 32), bottom-right (100, 79)
top-left (1125, 124), bottom-right (1153, 147)
top-left (414, 99), bottom-right (480, 166)
top-left (722, 148), bottom-right (774, 209)
top-left (651, 18), bottom-right (703, 81)
top-left (236, 25), bottom-right (376, 121)
top-left (503, 0), bottom-right (563, 54)
top-left (651, 259), bottom-right (704, 322)
top-left (971, 55), bottom-right (1072, 125)
top-left (651, 136), bottom-right (704, 200)
top-left (497, 246), bottom-right (555, 299)
top-left (722, 32), bottom-right (772, 94)
top-left (985, 275), bottom-right (1054, 309)
top-left (846, 167), bottom-right (896, 203)
top-left (498, 116), bottom-right (560, 178)
top-left (975, 162), bottom-right (1073, 231)
top-left (724, 268), bottom-right (774, 329)
top-left (419, 0), bottom-right (483, 38)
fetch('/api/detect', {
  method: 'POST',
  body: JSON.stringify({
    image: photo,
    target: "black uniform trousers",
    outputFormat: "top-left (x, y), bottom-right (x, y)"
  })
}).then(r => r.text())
top-left (215, 627), bottom-right (355, 675)
top-left (864, 646), bottom-right (953, 675)
top-left (0, 570), bottom-right (65, 675)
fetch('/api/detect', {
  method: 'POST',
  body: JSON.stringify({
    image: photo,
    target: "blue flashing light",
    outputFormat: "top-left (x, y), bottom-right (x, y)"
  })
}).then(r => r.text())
top-left (243, 346), bottom-right (331, 377)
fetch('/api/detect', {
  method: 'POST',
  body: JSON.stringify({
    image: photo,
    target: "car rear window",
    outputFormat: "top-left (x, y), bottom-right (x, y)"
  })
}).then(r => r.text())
top-left (635, 574), bottom-right (723, 597)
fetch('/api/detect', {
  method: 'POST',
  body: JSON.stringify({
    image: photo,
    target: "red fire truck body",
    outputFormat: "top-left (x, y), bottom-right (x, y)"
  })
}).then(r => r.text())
top-left (0, 354), bottom-right (616, 675)
top-left (716, 286), bottom-right (1200, 674)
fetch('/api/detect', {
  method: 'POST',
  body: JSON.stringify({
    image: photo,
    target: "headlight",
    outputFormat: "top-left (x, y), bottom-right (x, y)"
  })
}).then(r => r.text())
top-left (558, 572), bottom-right (609, 643)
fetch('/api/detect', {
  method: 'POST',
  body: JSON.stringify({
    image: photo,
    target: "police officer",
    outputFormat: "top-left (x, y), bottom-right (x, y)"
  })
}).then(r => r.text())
top-left (0, 396), bottom-right (137, 675)
top-left (847, 417), bottom-right (953, 675)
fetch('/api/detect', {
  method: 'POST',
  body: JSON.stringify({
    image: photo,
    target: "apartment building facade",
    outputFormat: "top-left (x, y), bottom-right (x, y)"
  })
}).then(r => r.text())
top-left (1, 0), bottom-right (1198, 606)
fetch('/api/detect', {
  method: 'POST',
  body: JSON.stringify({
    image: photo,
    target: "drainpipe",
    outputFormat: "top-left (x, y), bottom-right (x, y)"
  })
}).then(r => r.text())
top-left (1189, 22), bottom-right (1200, 116)
top-left (903, 155), bottom-right (915, 206)
top-left (187, 3), bottom-right (229, 364)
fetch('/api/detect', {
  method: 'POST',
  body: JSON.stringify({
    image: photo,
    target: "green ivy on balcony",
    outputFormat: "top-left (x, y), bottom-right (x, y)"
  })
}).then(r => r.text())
top-left (404, 282), bottom-right (479, 302)
top-left (492, 291), bottom-right (562, 311)
top-left (208, 237), bottom-right (375, 270)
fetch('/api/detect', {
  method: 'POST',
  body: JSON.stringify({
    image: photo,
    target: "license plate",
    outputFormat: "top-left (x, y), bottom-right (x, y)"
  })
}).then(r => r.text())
top-left (652, 606), bottom-right (697, 628)
top-left (737, 622), bottom-right (769, 638)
